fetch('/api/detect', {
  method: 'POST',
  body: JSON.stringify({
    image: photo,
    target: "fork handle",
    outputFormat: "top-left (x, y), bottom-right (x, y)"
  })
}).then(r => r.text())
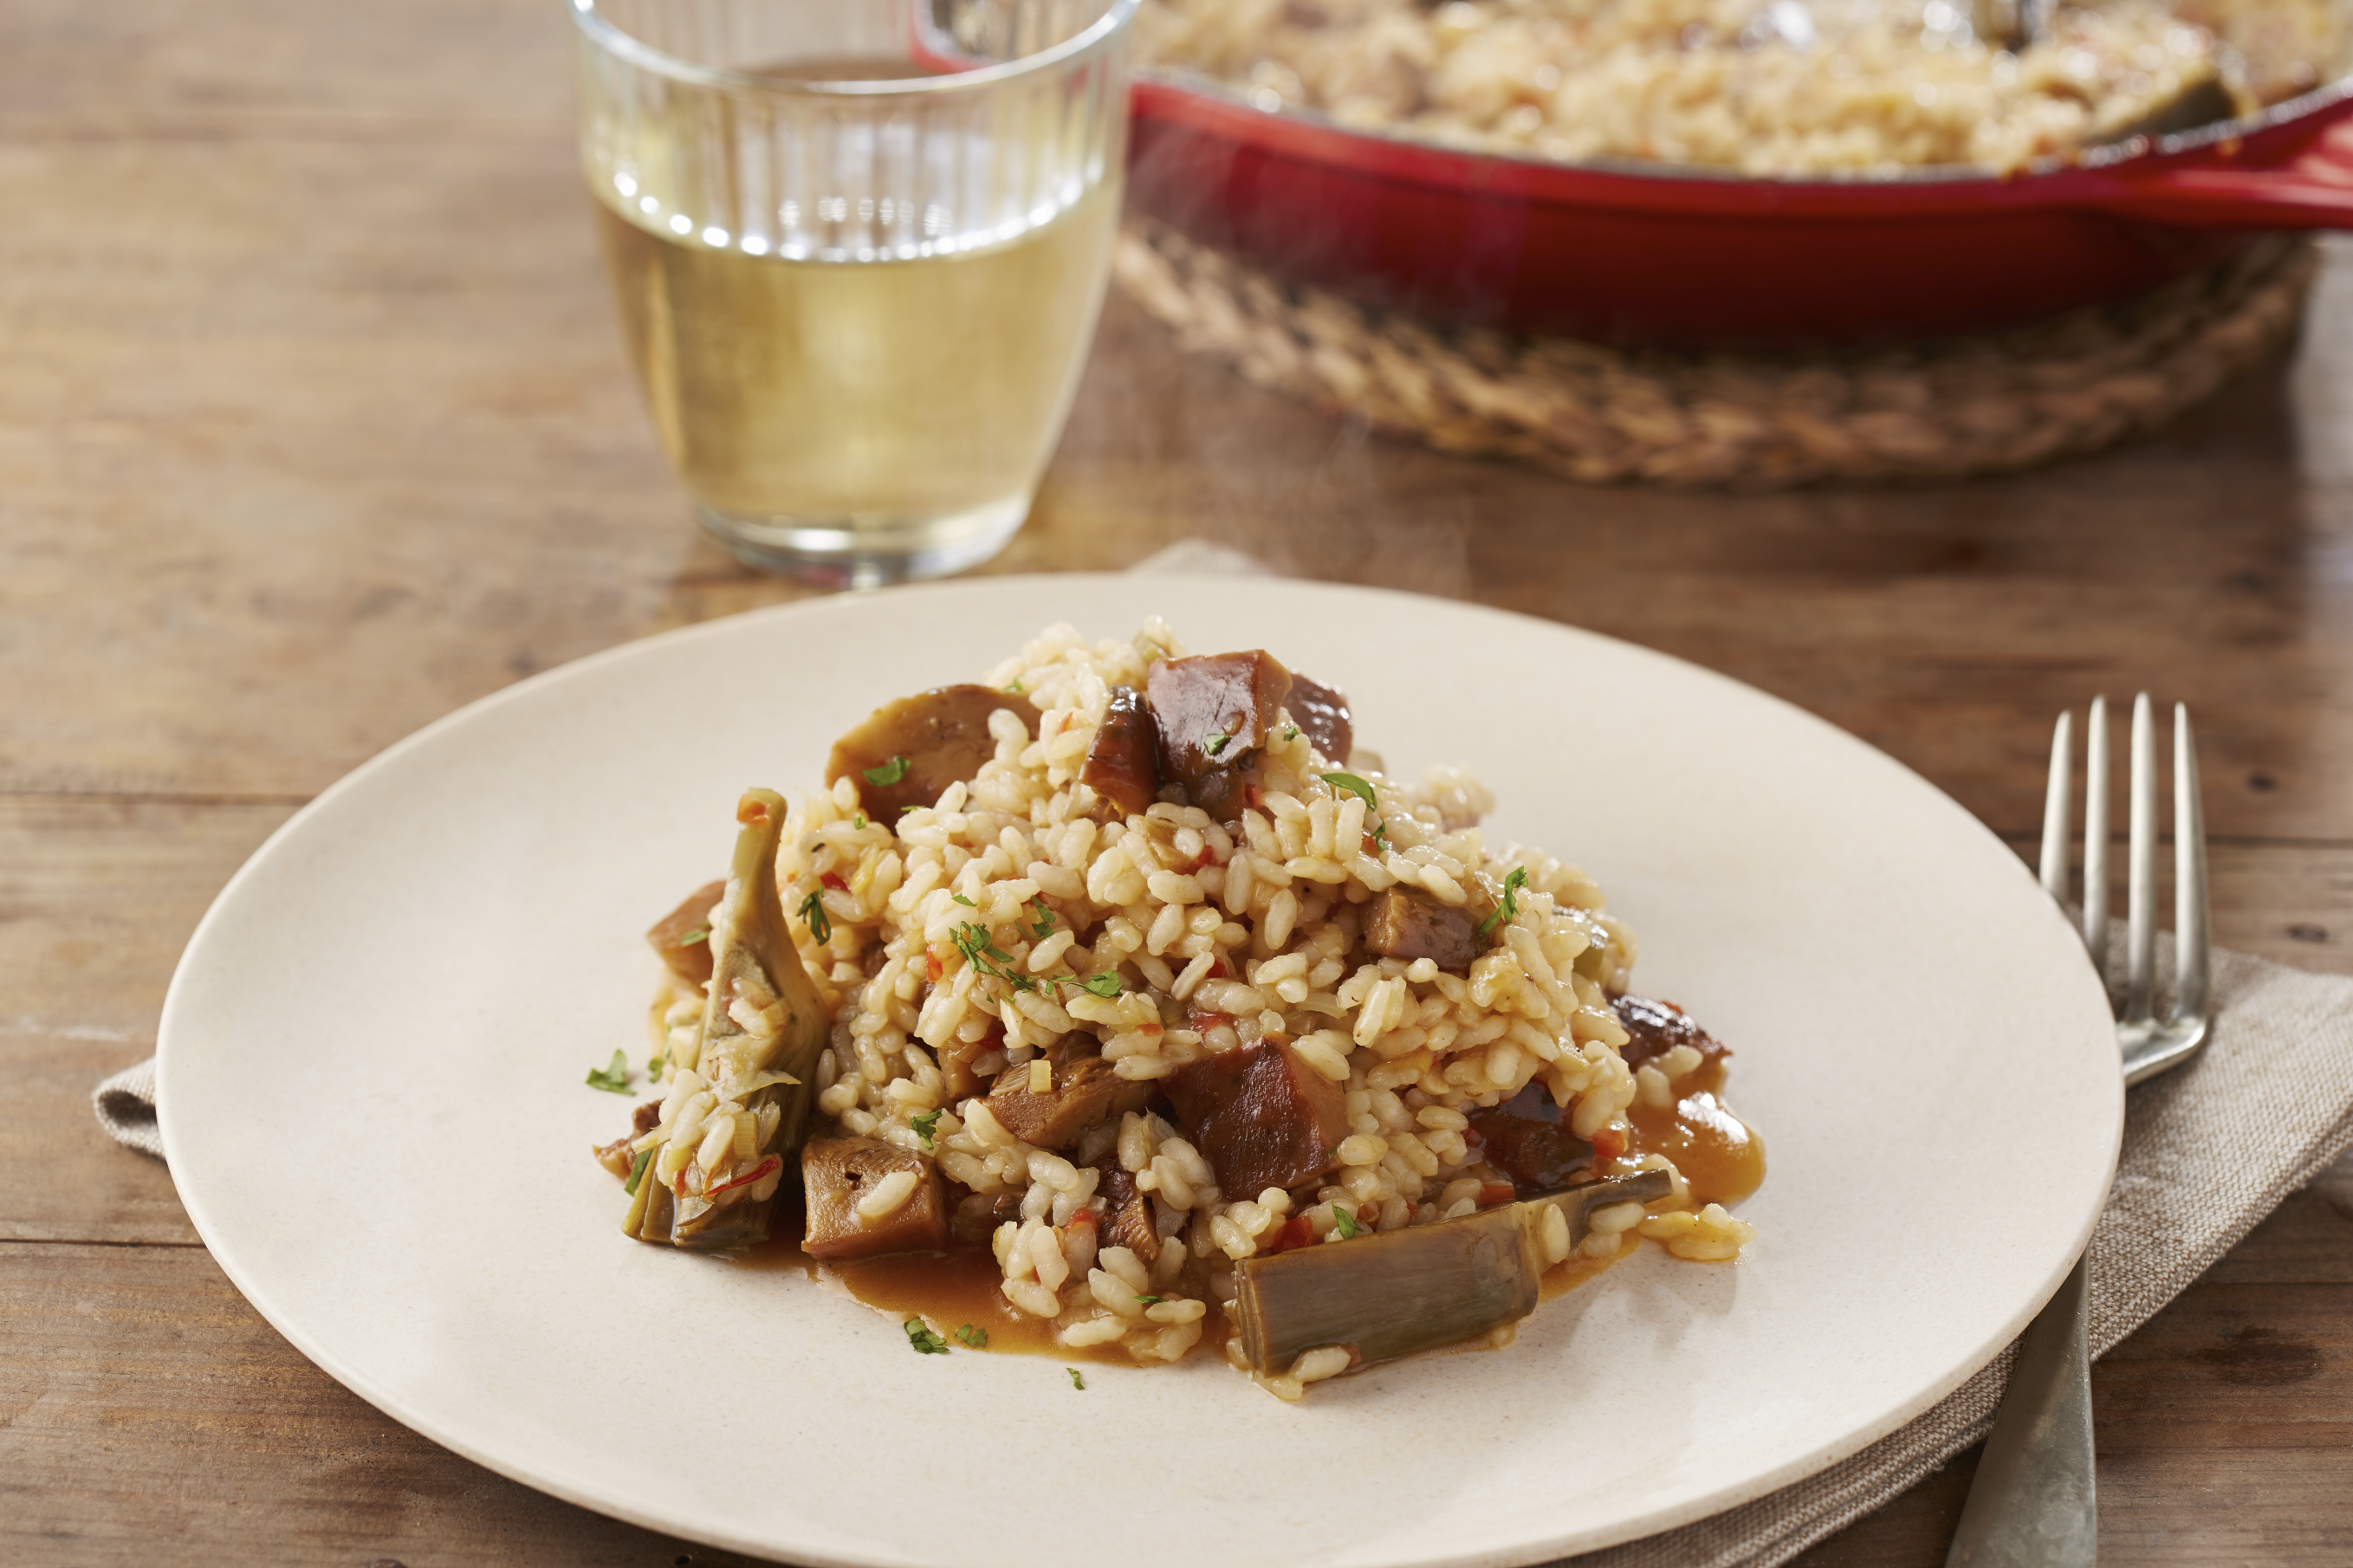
top-left (1945, 1253), bottom-right (2097, 1567)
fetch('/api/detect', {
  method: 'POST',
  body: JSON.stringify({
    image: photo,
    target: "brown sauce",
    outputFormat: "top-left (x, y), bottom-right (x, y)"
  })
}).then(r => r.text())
top-left (1624, 1059), bottom-right (1766, 1207)
top-left (735, 1234), bottom-right (1150, 1364)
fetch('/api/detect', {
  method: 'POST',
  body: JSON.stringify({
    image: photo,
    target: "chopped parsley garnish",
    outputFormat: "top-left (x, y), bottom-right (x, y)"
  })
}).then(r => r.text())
top-left (1027, 897), bottom-right (1056, 942)
top-left (1136, 1294), bottom-right (1162, 1306)
top-left (1078, 972), bottom-right (1123, 999)
top-left (1066, 1367), bottom-right (1086, 1390)
top-left (675, 923), bottom-right (710, 947)
top-left (1331, 1206), bottom-right (1361, 1240)
top-left (955, 1324), bottom-right (989, 1349)
top-left (1202, 732), bottom-right (1231, 757)
top-left (585, 1050), bottom-right (631, 1094)
top-left (852, 813), bottom-right (866, 830)
top-left (952, 921), bottom-right (1021, 982)
top-left (952, 892), bottom-right (976, 907)
top-left (646, 1042), bottom-right (668, 1082)
top-left (1283, 724), bottom-right (1300, 742)
top-left (911, 1109), bottom-right (941, 1148)
top-left (863, 755), bottom-right (911, 787)
top-left (1321, 772), bottom-right (1390, 847)
top-left (624, 1146), bottom-right (654, 1196)
top-left (797, 890), bottom-right (832, 943)
top-left (904, 1319), bottom-right (951, 1355)
top-left (1005, 677), bottom-right (1025, 695)
top-left (1475, 865), bottom-right (1529, 939)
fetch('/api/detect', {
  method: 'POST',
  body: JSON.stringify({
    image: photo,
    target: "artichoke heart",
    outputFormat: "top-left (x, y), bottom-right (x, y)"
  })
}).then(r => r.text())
top-left (1230, 1169), bottom-right (1672, 1378)
top-left (624, 787), bottom-right (831, 1251)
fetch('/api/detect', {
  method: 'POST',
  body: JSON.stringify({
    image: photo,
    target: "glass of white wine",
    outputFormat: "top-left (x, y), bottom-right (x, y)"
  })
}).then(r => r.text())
top-left (572, 0), bottom-right (1136, 586)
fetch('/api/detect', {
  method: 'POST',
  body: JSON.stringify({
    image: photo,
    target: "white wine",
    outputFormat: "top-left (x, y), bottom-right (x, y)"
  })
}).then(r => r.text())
top-left (595, 178), bottom-right (1117, 548)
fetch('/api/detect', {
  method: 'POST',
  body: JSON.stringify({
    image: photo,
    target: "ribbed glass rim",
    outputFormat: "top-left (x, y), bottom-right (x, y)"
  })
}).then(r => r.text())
top-left (568, 0), bottom-right (1140, 97)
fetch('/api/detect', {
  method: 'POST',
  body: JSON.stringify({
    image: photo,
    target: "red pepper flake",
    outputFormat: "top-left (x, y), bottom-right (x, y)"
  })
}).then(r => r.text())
top-left (927, 952), bottom-right (945, 982)
top-left (707, 1154), bottom-right (782, 1199)
top-left (820, 871), bottom-right (849, 892)
top-left (1065, 1208), bottom-right (1099, 1231)
top-left (1362, 833), bottom-right (1381, 856)
top-left (1191, 847), bottom-right (1216, 872)
top-left (1591, 1126), bottom-right (1628, 1161)
top-left (1245, 783), bottom-right (1262, 811)
top-left (1188, 1008), bottom-right (1233, 1033)
top-left (1259, 1215), bottom-right (1314, 1255)
top-left (736, 795), bottom-right (769, 825)
top-left (1139, 1021), bottom-right (1164, 1038)
top-left (1478, 1182), bottom-right (1517, 1208)
top-left (1208, 956), bottom-right (1232, 980)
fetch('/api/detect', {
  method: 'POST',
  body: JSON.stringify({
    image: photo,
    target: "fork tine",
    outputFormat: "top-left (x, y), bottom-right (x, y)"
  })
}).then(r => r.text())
top-left (2175, 703), bottom-right (2210, 1024)
top-left (2083, 696), bottom-right (2110, 982)
top-left (2123, 692), bottom-right (2158, 1025)
top-left (2040, 710), bottom-right (2073, 906)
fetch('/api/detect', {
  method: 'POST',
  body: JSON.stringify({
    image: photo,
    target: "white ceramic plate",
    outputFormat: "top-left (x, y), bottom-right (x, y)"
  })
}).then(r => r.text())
top-left (159, 575), bottom-right (2119, 1568)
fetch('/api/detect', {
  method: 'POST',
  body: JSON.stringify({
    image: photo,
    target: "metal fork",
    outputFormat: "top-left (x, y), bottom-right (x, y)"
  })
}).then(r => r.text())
top-left (1945, 693), bottom-right (2212, 1568)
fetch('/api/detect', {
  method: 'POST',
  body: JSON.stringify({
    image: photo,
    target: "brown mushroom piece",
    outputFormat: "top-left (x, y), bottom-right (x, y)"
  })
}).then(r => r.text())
top-left (645, 878), bottom-right (727, 988)
top-left (1079, 684), bottom-right (1161, 818)
top-left (826, 684), bottom-right (1042, 821)
top-left (1286, 673), bottom-right (1353, 765)
top-left (1228, 1169), bottom-right (1671, 1379)
top-left (1144, 651), bottom-right (1294, 821)
top-left (1363, 888), bottom-right (1484, 971)
top-left (1611, 995), bottom-right (1730, 1073)
top-left (949, 1188), bottom-right (1024, 1247)
top-left (1464, 1084), bottom-right (1596, 1193)
top-left (801, 1136), bottom-right (950, 1260)
top-left (1163, 1039), bottom-right (1349, 1198)
top-left (1093, 1160), bottom-right (1160, 1265)
top-left (985, 1035), bottom-right (1157, 1151)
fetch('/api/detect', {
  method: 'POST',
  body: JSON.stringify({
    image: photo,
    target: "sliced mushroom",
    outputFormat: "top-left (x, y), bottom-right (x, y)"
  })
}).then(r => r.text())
top-left (1286, 673), bottom-right (1352, 765)
top-left (1229, 1169), bottom-right (1671, 1378)
top-left (1094, 1160), bottom-right (1160, 1265)
top-left (826, 684), bottom-right (1042, 821)
top-left (985, 1035), bottom-right (1158, 1151)
top-left (950, 1187), bottom-right (1024, 1247)
top-left (801, 1136), bottom-right (950, 1260)
top-left (1163, 1038), bottom-right (1348, 1198)
top-left (1363, 888), bottom-right (1484, 971)
top-left (1464, 1084), bottom-right (1595, 1192)
top-left (1079, 684), bottom-right (1161, 819)
top-left (1144, 651), bottom-right (1294, 821)
top-left (645, 878), bottom-right (726, 988)
top-left (1611, 995), bottom-right (1730, 1073)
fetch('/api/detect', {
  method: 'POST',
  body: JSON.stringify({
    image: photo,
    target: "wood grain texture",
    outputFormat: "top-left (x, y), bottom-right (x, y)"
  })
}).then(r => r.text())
top-left (0, 1242), bottom-right (765, 1568)
top-left (0, 0), bottom-right (2348, 1560)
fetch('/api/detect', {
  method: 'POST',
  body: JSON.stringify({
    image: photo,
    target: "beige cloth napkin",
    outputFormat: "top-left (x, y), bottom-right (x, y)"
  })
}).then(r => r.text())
top-left (95, 543), bottom-right (2353, 1565)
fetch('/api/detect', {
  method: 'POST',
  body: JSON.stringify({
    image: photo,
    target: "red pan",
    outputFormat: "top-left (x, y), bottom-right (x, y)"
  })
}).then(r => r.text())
top-left (1125, 68), bottom-right (2353, 345)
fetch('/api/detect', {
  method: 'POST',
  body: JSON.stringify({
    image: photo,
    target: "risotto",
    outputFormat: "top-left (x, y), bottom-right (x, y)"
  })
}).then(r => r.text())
top-left (594, 619), bottom-right (1763, 1399)
top-left (1136, 0), bottom-right (2350, 174)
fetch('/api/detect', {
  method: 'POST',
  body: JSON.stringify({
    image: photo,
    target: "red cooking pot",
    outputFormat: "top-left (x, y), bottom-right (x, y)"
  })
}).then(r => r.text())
top-left (1125, 68), bottom-right (2353, 346)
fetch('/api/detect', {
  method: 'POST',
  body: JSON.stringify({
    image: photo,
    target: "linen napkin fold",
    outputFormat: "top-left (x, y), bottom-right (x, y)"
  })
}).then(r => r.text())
top-left (1558, 930), bottom-right (2353, 1568)
top-left (94, 545), bottom-right (2353, 1566)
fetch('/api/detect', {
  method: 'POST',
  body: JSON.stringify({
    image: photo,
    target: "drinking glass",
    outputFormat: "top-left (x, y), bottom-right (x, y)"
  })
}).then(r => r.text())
top-left (571, 0), bottom-right (1136, 586)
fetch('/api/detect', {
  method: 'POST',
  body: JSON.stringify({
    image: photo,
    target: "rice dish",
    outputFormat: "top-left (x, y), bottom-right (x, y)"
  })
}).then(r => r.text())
top-left (596, 619), bottom-right (1763, 1398)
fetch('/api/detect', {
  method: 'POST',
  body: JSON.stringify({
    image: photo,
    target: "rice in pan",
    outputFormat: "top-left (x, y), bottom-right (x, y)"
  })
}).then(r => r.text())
top-left (597, 619), bottom-right (1763, 1398)
top-left (1137, 0), bottom-right (2350, 175)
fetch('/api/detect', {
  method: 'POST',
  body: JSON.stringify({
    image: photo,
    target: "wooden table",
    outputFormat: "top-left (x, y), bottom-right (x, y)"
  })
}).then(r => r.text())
top-left (3, 3), bottom-right (2348, 1563)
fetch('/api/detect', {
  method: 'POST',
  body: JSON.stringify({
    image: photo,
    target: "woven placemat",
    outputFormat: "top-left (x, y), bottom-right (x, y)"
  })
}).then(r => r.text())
top-left (1112, 217), bottom-right (2317, 489)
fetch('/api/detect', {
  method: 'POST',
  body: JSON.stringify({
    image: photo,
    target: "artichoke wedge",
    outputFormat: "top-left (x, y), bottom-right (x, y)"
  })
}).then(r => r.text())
top-left (1230, 1169), bottom-right (1672, 1378)
top-left (624, 788), bottom-right (832, 1251)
